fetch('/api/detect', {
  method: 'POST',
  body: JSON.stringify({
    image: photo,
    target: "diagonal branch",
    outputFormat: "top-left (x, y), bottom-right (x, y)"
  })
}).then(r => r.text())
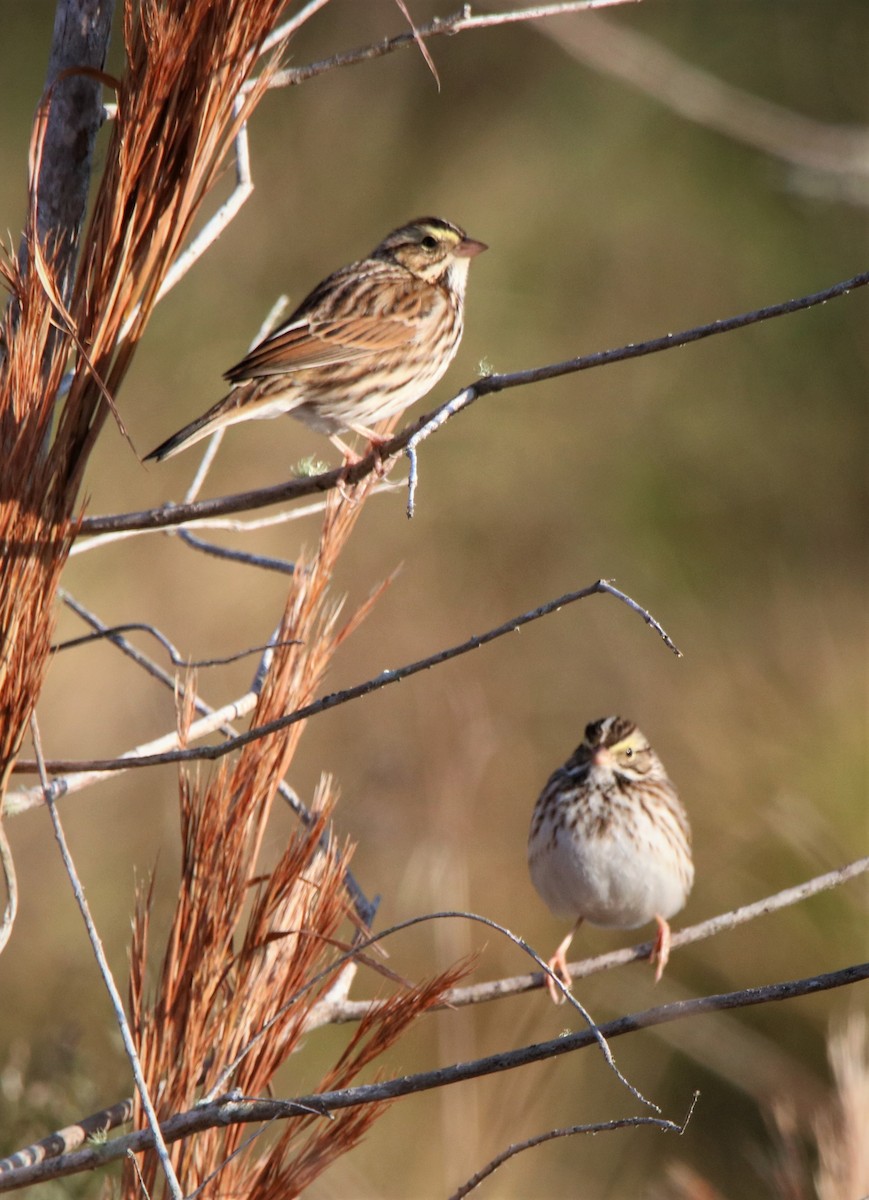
top-left (1, 859), bottom-right (863, 1180)
top-left (0, 964), bottom-right (863, 1192)
top-left (260, 0), bottom-right (643, 91)
top-left (7, 578), bottom-right (678, 781)
top-left (311, 857), bottom-right (869, 1022)
top-left (78, 266), bottom-right (869, 537)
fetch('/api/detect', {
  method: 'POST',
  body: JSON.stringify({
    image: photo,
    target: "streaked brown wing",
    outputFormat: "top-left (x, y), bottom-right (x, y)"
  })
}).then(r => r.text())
top-left (225, 313), bottom-right (418, 383)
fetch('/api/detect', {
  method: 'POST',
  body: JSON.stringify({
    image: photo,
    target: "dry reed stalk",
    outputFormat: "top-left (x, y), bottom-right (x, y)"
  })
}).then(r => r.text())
top-left (55, 0), bottom-right (290, 491)
top-left (814, 1013), bottom-right (869, 1200)
top-left (0, 0), bottom-right (298, 928)
top-left (2, 6), bottom-right (474, 1189)
top-left (0, 251), bottom-right (75, 913)
top-left (125, 476), bottom-right (474, 1197)
top-left (665, 1015), bottom-right (869, 1200)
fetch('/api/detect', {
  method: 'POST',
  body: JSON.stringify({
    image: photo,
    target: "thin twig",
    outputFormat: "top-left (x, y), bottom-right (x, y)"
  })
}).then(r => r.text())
top-left (57, 591), bottom-right (247, 712)
top-left (0, 965), bottom-right (863, 1191)
top-left (309, 857), bottom-right (869, 1022)
top-left (2, 859), bottom-right (862, 1179)
top-left (450, 1094), bottom-right (699, 1199)
top-left (258, 0), bottom-right (335, 55)
top-left (405, 386), bottom-right (474, 516)
top-left (52, 620), bottom-right (299, 670)
top-left (261, 0), bottom-right (643, 90)
top-left (78, 266), bottom-right (869, 537)
top-left (119, 106), bottom-right (254, 342)
top-left (68, 480), bottom-right (404, 558)
top-left (9, 578), bottom-right (677, 776)
top-left (28, 717), bottom-right (184, 1200)
top-left (177, 529), bottom-right (297, 575)
top-left (202, 909), bottom-right (655, 1112)
top-left (0, 820), bottom-right (17, 956)
top-left (125, 1148), bottom-right (150, 1199)
top-left (24, 595), bottom-right (379, 929)
top-left (175, 295), bottom-right (290, 502)
top-left (183, 1118), bottom-right (278, 1200)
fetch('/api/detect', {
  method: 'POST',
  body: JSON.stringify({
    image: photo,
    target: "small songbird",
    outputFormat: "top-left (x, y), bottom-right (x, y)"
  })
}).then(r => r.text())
top-left (145, 216), bottom-right (487, 463)
top-left (527, 716), bottom-right (693, 1003)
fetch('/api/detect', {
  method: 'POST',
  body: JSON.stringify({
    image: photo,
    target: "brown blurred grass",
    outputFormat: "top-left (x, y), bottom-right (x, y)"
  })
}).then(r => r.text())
top-left (1, 2), bottom-right (867, 1196)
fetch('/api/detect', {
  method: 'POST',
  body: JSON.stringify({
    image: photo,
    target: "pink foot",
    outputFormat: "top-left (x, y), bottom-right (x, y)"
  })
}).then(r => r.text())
top-left (545, 923), bottom-right (580, 1005)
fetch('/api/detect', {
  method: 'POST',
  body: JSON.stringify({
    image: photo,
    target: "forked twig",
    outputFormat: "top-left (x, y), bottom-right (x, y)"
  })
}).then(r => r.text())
top-left (28, 594), bottom-right (379, 927)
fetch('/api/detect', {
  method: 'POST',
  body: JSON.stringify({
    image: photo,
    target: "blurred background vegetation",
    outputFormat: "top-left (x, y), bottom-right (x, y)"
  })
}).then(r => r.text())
top-left (1, 2), bottom-right (867, 1196)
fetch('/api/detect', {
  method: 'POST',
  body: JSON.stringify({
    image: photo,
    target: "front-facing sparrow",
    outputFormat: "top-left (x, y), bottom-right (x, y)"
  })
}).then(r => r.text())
top-left (145, 216), bottom-right (487, 463)
top-left (528, 716), bottom-right (693, 1002)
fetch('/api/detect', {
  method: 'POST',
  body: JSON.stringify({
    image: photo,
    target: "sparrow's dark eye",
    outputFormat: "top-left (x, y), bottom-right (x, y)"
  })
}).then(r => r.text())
top-left (421, 235), bottom-right (438, 250)
top-left (624, 747), bottom-right (633, 758)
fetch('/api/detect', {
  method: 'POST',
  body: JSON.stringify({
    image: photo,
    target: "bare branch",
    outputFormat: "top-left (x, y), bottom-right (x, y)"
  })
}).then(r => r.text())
top-left (313, 858), bottom-right (869, 1022)
top-left (51, 618), bottom-right (298, 670)
top-left (0, 965), bottom-right (863, 1192)
top-left (260, 1), bottom-right (643, 91)
top-left (450, 1096), bottom-right (699, 1199)
top-left (0, 1100), bottom-right (134, 1173)
top-left (68, 480), bottom-right (404, 558)
top-left (202, 909), bottom-right (655, 1114)
top-left (78, 267), bottom-right (869, 537)
top-left (1, 859), bottom-right (862, 1182)
top-left (8, 577), bottom-right (677, 778)
top-left (24, 595), bottom-right (380, 928)
top-left (259, 0), bottom-right (336, 55)
top-left (177, 529), bottom-right (297, 575)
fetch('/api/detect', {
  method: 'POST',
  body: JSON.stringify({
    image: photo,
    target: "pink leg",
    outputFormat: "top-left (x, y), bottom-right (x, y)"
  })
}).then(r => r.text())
top-left (650, 914), bottom-right (672, 983)
top-left (546, 920), bottom-right (581, 1005)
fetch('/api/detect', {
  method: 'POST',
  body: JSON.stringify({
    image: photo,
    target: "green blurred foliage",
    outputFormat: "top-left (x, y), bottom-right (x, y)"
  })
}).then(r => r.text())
top-left (1, 2), bottom-right (867, 1196)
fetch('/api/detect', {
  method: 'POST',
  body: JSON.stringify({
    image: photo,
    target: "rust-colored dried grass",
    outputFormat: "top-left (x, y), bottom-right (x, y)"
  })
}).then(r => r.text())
top-left (0, 248), bottom-right (74, 799)
top-left (3, 5), bottom-right (476, 1191)
top-left (56, 0), bottom-right (286, 489)
top-left (1, 0), bottom-right (287, 796)
top-left (126, 481), bottom-right (473, 1198)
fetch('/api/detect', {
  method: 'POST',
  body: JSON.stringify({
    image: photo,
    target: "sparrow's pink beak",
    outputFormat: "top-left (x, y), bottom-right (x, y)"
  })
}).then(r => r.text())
top-left (455, 237), bottom-right (488, 258)
top-left (591, 747), bottom-right (614, 769)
